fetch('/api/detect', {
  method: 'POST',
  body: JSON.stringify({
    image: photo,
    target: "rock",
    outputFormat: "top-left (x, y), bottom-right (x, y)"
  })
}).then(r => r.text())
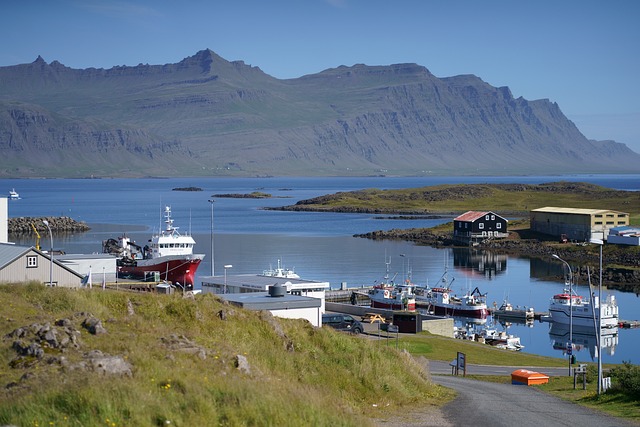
top-left (235, 354), bottom-right (251, 375)
top-left (82, 316), bottom-right (107, 335)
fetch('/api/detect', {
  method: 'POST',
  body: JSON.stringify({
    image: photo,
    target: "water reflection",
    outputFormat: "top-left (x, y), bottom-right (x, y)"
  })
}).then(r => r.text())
top-left (452, 248), bottom-right (507, 279)
top-left (548, 322), bottom-right (619, 361)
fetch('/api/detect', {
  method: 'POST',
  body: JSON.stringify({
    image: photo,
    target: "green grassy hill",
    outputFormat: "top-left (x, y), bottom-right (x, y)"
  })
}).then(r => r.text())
top-left (0, 284), bottom-right (452, 426)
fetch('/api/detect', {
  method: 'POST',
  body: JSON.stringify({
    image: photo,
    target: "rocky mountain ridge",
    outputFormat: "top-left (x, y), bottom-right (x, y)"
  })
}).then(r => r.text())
top-left (0, 49), bottom-right (637, 177)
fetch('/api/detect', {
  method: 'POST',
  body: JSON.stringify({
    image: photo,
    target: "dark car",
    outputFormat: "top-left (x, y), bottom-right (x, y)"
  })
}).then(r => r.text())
top-left (322, 313), bottom-right (363, 334)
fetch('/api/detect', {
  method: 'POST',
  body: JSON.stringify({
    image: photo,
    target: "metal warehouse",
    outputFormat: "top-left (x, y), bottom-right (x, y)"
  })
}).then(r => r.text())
top-left (530, 207), bottom-right (629, 242)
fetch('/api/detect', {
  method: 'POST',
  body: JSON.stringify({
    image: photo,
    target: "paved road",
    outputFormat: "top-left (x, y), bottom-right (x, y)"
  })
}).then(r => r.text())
top-left (427, 359), bottom-right (570, 377)
top-left (430, 374), bottom-right (636, 427)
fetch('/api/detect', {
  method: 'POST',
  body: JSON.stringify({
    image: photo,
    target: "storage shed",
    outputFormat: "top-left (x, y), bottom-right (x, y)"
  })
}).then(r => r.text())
top-left (511, 369), bottom-right (549, 386)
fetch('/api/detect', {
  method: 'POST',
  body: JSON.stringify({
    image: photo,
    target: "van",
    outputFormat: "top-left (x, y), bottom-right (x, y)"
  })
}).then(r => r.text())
top-left (322, 313), bottom-right (363, 334)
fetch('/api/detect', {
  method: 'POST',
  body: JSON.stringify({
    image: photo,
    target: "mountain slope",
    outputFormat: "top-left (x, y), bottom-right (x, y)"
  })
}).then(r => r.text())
top-left (0, 49), bottom-right (637, 177)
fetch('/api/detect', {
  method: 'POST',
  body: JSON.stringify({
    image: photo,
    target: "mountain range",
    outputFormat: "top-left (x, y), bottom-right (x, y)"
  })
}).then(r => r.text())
top-left (0, 49), bottom-right (638, 178)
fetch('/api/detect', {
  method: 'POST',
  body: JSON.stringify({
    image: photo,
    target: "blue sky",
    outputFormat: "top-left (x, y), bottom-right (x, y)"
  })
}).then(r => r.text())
top-left (2, 0), bottom-right (639, 153)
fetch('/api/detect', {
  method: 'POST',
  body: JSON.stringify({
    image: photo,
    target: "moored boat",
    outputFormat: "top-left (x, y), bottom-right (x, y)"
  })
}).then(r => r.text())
top-left (9, 188), bottom-right (19, 199)
top-left (261, 259), bottom-right (300, 279)
top-left (416, 284), bottom-right (489, 318)
top-left (491, 300), bottom-right (534, 322)
top-left (548, 284), bottom-right (618, 329)
top-left (367, 259), bottom-right (416, 311)
top-left (102, 206), bottom-right (204, 287)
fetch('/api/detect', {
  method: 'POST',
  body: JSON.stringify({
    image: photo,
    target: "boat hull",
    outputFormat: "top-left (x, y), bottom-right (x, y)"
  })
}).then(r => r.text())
top-left (371, 300), bottom-right (416, 311)
top-left (431, 305), bottom-right (489, 318)
top-left (548, 309), bottom-right (618, 329)
top-left (118, 255), bottom-right (203, 287)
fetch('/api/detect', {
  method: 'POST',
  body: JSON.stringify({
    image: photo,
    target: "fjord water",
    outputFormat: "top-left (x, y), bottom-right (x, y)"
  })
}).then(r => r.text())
top-left (3, 175), bottom-right (639, 364)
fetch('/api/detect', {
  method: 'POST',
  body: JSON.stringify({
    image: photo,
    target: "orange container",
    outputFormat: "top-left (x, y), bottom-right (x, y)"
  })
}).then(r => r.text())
top-left (511, 369), bottom-right (549, 385)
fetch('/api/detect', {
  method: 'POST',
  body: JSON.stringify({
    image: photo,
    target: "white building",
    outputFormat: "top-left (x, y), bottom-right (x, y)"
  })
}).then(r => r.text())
top-left (607, 226), bottom-right (640, 246)
top-left (201, 274), bottom-right (330, 313)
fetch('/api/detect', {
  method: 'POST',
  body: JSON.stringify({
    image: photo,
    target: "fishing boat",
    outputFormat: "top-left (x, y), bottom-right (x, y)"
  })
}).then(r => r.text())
top-left (548, 284), bottom-right (618, 328)
top-left (367, 258), bottom-right (416, 311)
top-left (261, 259), bottom-right (300, 279)
top-left (415, 269), bottom-right (489, 318)
top-left (9, 188), bottom-right (19, 199)
top-left (368, 283), bottom-right (416, 311)
top-left (102, 206), bottom-right (204, 287)
top-left (491, 300), bottom-right (535, 322)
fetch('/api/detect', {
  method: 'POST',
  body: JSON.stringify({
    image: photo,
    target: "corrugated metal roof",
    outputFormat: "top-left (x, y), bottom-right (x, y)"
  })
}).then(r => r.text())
top-left (201, 274), bottom-right (330, 290)
top-left (454, 211), bottom-right (490, 222)
top-left (0, 243), bottom-right (32, 269)
top-left (531, 207), bottom-right (627, 215)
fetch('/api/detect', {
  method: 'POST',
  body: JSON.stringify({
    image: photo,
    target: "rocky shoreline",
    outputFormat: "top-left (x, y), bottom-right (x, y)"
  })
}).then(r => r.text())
top-left (8, 217), bottom-right (90, 234)
top-left (354, 228), bottom-right (640, 292)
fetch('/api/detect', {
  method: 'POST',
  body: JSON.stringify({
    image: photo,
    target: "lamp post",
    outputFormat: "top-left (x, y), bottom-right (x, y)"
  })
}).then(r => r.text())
top-left (42, 220), bottom-right (53, 287)
top-left (223, 264), bottom-right (232, 294)
top-left (590, 238), bottom-right (604, 396)
top-left (552, 254), bottom-right (573, 375)
top-left (208, 199), bottom-right (215, 277)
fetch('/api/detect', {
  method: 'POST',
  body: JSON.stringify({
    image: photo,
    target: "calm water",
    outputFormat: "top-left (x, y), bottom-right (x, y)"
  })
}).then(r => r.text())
top-left (3, 174), bottom-right (639, 364)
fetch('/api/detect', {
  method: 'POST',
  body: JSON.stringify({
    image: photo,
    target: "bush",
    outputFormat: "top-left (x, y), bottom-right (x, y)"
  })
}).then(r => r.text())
top-left (608, 361), bottom-right (640, 398)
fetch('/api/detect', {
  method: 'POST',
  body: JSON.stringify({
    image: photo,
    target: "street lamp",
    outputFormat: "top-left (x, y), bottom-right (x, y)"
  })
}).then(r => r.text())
top-left (590, 238), bottom-right (604, 396)
top-left (223, 264), bottom-right (232, 294)
top-left (552, 254), bottom-right (573, 375)
top-left (208, 199), bottom-right (215, 277)
top-left (42, 220), bottom-right (53, 287)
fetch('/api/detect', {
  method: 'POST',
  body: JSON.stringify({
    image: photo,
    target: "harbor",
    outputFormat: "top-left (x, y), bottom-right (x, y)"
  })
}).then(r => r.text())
top-left (2, 175), bottom-right (640, 364)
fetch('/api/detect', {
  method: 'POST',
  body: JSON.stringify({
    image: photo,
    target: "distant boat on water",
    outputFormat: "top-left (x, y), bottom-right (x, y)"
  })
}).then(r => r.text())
top-left (9, 188), bottom-right (19, 199)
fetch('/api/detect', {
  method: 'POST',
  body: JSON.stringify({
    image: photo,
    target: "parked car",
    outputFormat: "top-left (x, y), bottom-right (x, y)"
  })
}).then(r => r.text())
top-left (322, 313), bottom-right (364, 334)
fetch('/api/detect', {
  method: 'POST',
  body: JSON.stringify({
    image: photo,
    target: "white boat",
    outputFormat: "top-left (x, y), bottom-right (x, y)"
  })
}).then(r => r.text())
top-left (9, 188), bottom-right (19, 199)
top-left (102, 206), bottom-right (205, 287)
top-left (478, 328), bottom-right (524, 351)
top-left (261, 259), bottom-right (300, 279)
top-left (548, 284), bottom-right (618, 329)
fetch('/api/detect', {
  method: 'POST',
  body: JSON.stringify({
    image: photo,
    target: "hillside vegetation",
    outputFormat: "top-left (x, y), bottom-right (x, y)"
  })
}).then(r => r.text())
top-left (276, 182), bottom-right (640, 220)
top-left (0, 284), bottom-right (452, 427)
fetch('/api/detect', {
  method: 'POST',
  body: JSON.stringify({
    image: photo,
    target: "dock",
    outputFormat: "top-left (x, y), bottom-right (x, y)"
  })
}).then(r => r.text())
top-left (619, 319), bottom-right (640, 329)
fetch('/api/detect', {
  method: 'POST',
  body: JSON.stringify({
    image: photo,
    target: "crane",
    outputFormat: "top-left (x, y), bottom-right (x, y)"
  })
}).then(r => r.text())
top-left (30, 222), bottom-right (41, 250)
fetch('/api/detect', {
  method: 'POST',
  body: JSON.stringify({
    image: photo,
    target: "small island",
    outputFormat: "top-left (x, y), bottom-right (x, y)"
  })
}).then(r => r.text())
top-left (172, 187), bottom-right (203, 192)
top-left (212, 191), bottom-right (273, 199)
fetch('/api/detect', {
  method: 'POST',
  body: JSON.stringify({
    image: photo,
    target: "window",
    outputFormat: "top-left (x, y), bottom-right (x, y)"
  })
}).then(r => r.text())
top-left (27, 256), bottom-right (37, 268)
top-left (479, 223), bottom-right (484, 229)
top-left (618, 221), bottom-right (626, 225)
top-left (595, 214), bottom-right (603, 218)
top-left (491, 215), bottom-right (495, 220)
top-left (497, 223), bottom-right (502, 229)
top-left (606, 221), bottom-right (614, 225)
top-left (595, 221), bottom-right (602, 225)
top-left (485, 215), bottom-right (490, 220)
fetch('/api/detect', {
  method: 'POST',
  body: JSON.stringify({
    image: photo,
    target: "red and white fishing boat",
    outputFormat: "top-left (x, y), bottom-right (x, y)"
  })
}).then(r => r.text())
top-left (367, 259), bottom-right (416, 311)
top-left (415, 267), bottom-right (489, 318)
top-left (103, 206), bottom-right (204, 288)
top-left (369, 283), bottom-right (416, 311)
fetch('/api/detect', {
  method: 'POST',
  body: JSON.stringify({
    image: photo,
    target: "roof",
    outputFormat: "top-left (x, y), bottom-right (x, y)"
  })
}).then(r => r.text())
top-left (454, 211), bottom-right (506, 222)
top-left (221, 292), bottom-right (322, 310)
top-left (201, 274), bottom-right (330, 291)
top-left (0, 243), bottom-right (32, 269)
top-left (0, 243), bottom-right (84, 278)
top-left (531, 207), bottom-right (628, 215)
